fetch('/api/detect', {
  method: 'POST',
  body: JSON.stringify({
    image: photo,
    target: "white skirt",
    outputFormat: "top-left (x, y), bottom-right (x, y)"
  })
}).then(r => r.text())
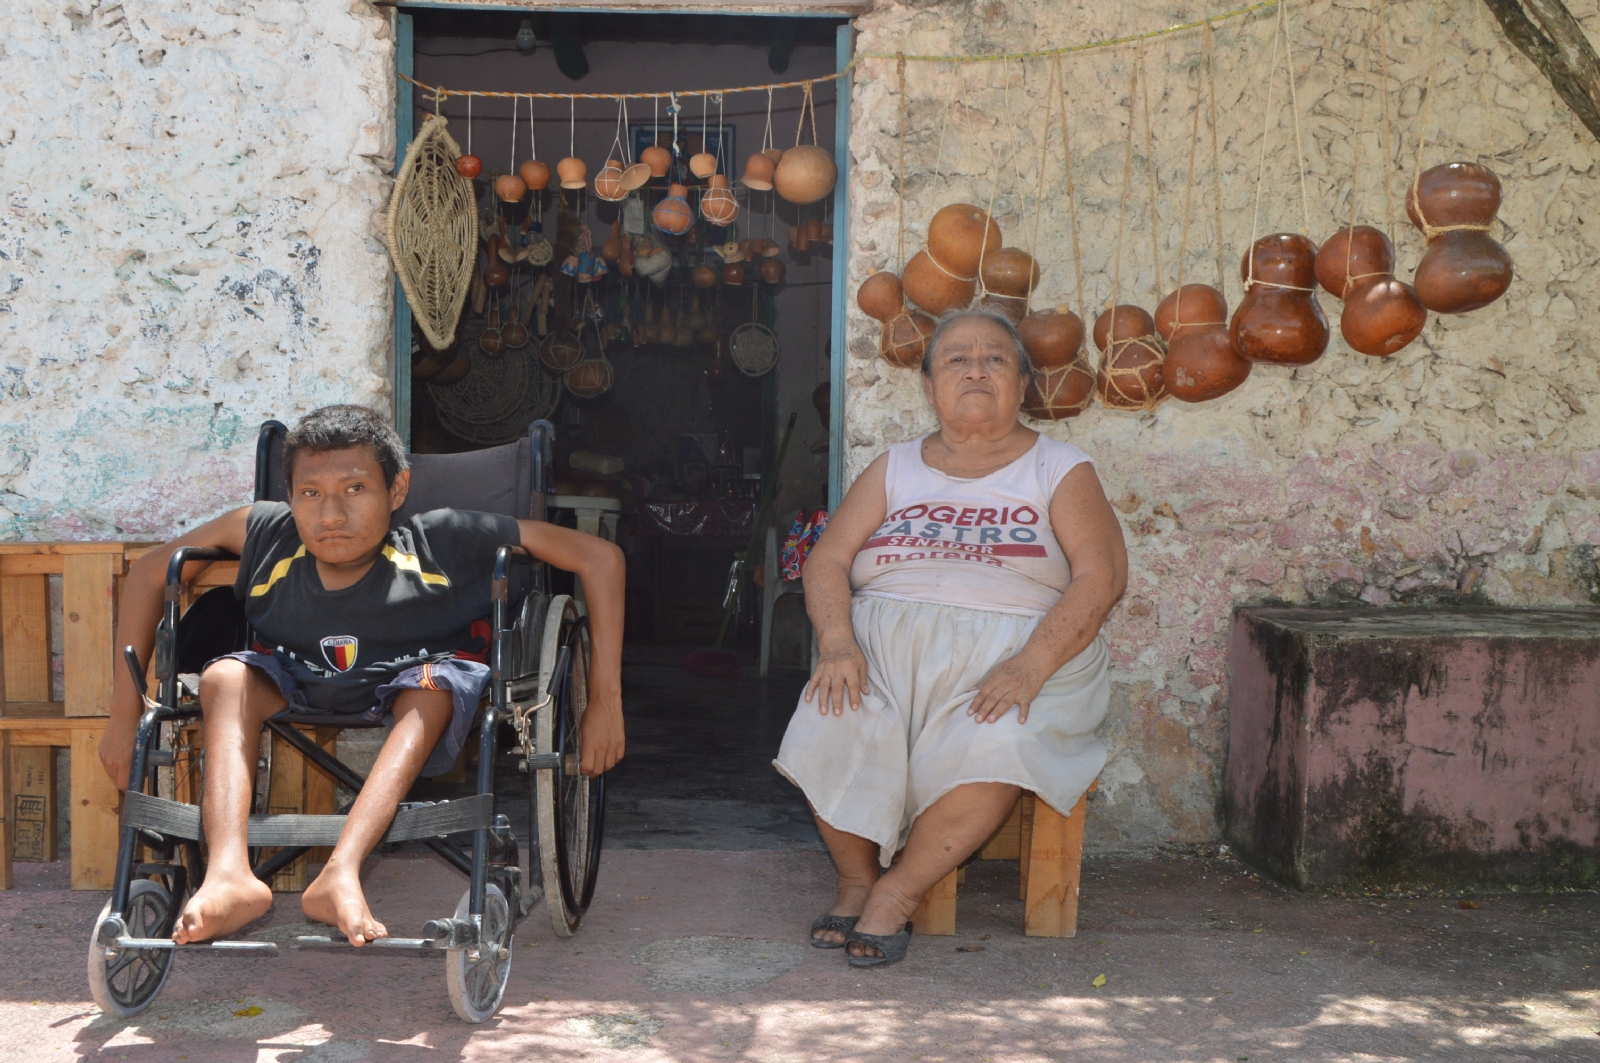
top-left (773, 594), bottom-right (1109, 867)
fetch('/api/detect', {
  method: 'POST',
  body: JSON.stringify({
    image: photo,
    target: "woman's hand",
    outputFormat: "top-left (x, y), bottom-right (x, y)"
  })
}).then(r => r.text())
top-left (968, 652), bottom-right (1049, 724)
top-left (804, 642), bottom-right (871, 716)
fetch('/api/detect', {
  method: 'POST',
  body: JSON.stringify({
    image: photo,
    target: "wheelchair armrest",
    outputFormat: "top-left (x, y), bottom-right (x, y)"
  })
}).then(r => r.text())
top-left (164, 546), bottom-right (240, 598)
top-left (491, 544), bottom-right (532, 603)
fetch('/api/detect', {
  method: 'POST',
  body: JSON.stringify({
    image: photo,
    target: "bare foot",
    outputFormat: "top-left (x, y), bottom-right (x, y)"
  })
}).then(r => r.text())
top-left (302, 863), bottom-right (386, 946)
top-left (813, 881), bottom-right (874, 946)
top-left (172, 870), bottom-right (274, 944)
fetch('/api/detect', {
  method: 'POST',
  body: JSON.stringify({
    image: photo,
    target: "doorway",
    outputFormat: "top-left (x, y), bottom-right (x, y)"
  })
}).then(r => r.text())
top-left (399, 7), bottom-right (848, 849)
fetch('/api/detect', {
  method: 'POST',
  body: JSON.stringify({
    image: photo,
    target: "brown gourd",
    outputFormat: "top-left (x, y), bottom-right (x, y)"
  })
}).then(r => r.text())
top-left (857, 270), bottom-right (904, 322)
top-left (1093, 305), bottom-right (1166, 410)
top-left (880, 308), bottom-right (937, 369)
top-left (902, 250), bottom-right (976, 316)
top-left (926, 204), bottom-right (1002, 279)
top-left (1230, 234), bottom-right (1329, 366)
top-left (1315, 225), bottom-right (1426, 357)
top-left (1018, 308), bottom-right (1093, 419)
top-left (1405, 162), bottom-right (1513, 314)
top-left (975, 248), bottom-right (1040, 322)
top-left (1155, 284), bottom-right (1251, 402)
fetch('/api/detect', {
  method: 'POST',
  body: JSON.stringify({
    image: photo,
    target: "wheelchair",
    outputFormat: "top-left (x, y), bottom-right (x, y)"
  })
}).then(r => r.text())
top-left (88, 419), bottom-right (606, 1023)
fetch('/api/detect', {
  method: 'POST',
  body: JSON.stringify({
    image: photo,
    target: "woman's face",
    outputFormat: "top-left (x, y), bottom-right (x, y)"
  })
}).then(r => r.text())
top-left (923, 317), bottom-right (1028, 430)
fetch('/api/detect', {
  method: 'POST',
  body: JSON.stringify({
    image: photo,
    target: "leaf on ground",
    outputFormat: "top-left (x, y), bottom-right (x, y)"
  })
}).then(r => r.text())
top-left (1458, 900), bottom-right (1481, 910)
top-left (1252, 928), bottom-right (1264, 933)
top-left (1298, 950), bottom-right (1310, 956)
top-left (1091, 973), bottom-right (1107, 988)
top-left (233, 1005), bottom-right (263, 1018)
top-left (956, 945), bottom-right (985, 953)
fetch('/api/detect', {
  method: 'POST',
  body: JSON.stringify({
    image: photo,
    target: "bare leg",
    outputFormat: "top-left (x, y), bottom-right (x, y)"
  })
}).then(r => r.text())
top-left (301, 688), bottom-right (453, 945)
top-left (172, 660), bottom-right (286, 943)
top-left (811, 813), bottom-right (882, 945)
top-left (849, 782), bottom-right (1021, 958)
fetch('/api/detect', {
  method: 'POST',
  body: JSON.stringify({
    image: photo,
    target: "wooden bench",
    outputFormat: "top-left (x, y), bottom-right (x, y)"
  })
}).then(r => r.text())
top-left (913, 780), bottom-right (1097, 938)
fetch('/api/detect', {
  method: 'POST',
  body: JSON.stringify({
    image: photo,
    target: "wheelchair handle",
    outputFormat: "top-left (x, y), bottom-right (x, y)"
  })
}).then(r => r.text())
top-left (123, 647), bottom-right (149, 700)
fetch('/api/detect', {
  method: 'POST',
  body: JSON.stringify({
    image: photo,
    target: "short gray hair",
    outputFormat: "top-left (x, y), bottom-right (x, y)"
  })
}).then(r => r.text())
top-left (920, 307), bottom-right (1036, 379)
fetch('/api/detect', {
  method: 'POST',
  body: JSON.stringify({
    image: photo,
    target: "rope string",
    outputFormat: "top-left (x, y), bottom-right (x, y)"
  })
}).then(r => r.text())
top-left (1407, 0), bottom-right (1482, 240)
top-left (1172, 36), bottom-right (1214, 333)
top-left (1375, 0), bottom-right (1395, 241)
top-left (1279, 0), bottom-right (1313, 236)
top-left (1137, 47), bottom-right (1163, 309)
top-left (1206, 22), bottom-right (1226, 297)
top-left (897, 55), bottom-right (908, 274)
top-left (1027, 57), bottom-right (1057, 315)
top-left (1057, 56), bottom-right (1086, 321)
top-left (1245, 6), bottom-right (1283, 291)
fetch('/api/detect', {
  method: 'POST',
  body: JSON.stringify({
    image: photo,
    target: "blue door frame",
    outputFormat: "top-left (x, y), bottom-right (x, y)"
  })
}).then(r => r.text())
top-left (392, 5), bottom-right (852, 507)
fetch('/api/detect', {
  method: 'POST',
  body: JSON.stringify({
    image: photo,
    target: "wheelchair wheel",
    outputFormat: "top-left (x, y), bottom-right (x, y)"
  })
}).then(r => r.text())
top-left (87, 880), bottom-right (176, 1018)
top-left (533, 595), bottom-right (605, 937)
top-left (445, 883), bottom-right (513, 1023)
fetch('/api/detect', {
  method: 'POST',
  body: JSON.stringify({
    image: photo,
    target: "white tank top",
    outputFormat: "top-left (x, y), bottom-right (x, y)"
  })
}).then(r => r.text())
top-left (849, 434), bottom-right (1093, 616)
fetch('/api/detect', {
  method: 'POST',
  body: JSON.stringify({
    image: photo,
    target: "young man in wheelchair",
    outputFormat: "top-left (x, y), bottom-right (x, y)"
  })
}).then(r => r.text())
top-left (98, 405), bottom-right (625, 948)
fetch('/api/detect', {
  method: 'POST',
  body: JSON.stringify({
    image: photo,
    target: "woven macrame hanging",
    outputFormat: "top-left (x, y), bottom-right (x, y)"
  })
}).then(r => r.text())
top-left (386, 113), bottom-right (478, 351)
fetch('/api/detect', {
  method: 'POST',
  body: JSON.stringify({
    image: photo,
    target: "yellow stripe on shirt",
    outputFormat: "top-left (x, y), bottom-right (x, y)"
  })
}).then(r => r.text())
top-left (383, 545), bottom-right (451, 587)
top-left (249, 546), bottom-right (307, 597)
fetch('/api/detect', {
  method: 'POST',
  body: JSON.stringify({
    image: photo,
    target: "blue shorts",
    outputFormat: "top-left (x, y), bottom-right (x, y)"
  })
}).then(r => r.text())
top-left (207, 651), bottom-right (491, 778)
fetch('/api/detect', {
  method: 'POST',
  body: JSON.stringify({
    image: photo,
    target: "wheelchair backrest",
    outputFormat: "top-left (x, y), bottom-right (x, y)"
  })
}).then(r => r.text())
top-left (252, 419), bottom-right (554, 523)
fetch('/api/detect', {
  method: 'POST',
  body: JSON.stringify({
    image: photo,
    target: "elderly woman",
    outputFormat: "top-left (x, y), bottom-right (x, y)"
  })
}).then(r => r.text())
top-left (774, 308), bottom-right (1127, 967)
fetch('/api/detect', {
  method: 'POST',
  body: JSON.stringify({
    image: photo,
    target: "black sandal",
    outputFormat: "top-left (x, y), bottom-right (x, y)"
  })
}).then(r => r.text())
top-left (845, 921), bottom-right (914, 968)
top-left (809, 912), bottom-right (861, 949)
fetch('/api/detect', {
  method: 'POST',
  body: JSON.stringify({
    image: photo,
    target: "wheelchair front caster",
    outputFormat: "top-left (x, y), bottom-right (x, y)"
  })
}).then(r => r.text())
top-left (445, 884), bottom-right (513, 1023)
top-left (88, 879), bottom-right (177, 1018)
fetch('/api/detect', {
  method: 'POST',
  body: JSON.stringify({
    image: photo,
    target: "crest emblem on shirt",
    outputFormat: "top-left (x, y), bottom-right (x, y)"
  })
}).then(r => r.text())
top-left (320, 636), bottom-right (358, 673)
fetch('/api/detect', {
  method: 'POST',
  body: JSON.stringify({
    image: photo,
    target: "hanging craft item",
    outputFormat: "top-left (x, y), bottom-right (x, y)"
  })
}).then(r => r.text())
top-left (1231, 233), bottom-right (1327, 365)
top-left (601, 220), bottom-right (624, 262)
top-left (456, 95), bottom-right (482, 178)
top-left (635, 242), bottom-right (672, 285)
top-left (565, 324), bottom-right (614, 398)
top-left (693, 263), bottom-right (718, 288)
top-left (560, 225), bottom-right (609, 283)
top-left (1405, 163), bottom-right (1512, 314)
top-left (690, 94), bottom-right (719, 178)
top-left (385, 112), bottom-right (478, 352)
top-left (430, 316), bottom-right (560, 447)
top-left (1158, 28), bottom-right (1251, 401)
top-left (902, 250), bottom-right (974, 315)
top-left (976, 248), bottom-right (1040, 323)
top-left (432, 346), bottom-right (472, 386)
top-left (540, 329), bottom-right (584, 372)
top-left (774, 82), bottom-right (837, 205)
top-left (730, 286), bottom-right (779, 376)
top-left (479, 295), bottom-right (504, 355)
top-left (1094, 56), bottom-right (1166, 412)
top-left (701, 174), bottom-right (739, 226)
top-left (722, 261), bottom-right (746, 286)
top-left (880, 308), bottom-right (937, 369)
top-left (1229, 1), bottom-right (1326, 367)
top-left (558, 97), bottom-right (587, 190)
top-left (903, 203), bottom-right (1000, 316)
top-left (741, 89), bottom-right (780, 190)
top-left (1315, 225), bottom-right (1425, 356)
top-left (594, 98), bottom-right (630, 202)
top-left (518, 95), bottom-right (550, 190)
top-left (857, 270), bottom-right (903, 322)
top-left (495, 96), bottom-right (528, 202)
top-left (503, 279), bottom-right (531, 349)
top-left (760, 257), bottom-right (785, 284)
top-left (654, 183), bottom-right (694, 235)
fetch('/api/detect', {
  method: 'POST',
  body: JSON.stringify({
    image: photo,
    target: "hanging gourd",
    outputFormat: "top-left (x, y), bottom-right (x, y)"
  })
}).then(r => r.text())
top-left (1157, 284), bottom-right (1251, 401)
top-left (774, 83), bottom-right (836, 205)
top-left (1315, 225), bottom-right (1426, 357)
top-left (976, 248), bottom-right (1040, 323)
top-left (701, 174), bottom-right (739, 226)
top-left (1094, 305), bottom-right (1166, 410)
top-left (1231, 234), bottom-right (1328, 365)
top-left (1019, 308), bottom-right (1094, 420)
top-left (927, 204), bottom-right (1002, 281)
top-left (880, 308), bottom-right (937, 369)
top-left (455, 94), bottom-right (481, 178)
top-left (654, 183), bottom-right (694, 235)
top-left (689, 93), bottom-right (719, 178)
top-left (857, 270), bottom-right (904, 323)
top-left (1405, 162), bottom-right (1513, 313)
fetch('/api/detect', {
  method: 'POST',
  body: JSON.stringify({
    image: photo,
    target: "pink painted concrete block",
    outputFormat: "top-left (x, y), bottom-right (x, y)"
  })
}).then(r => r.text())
top-left (1224, 607), bottom-right (1600, 889)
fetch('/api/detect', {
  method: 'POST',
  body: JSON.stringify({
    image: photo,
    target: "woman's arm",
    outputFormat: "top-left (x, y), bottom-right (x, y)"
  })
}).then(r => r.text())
top-left (518, 519), bottom-right (627, 776)
top-left (801, 453), bottom-right (890, 715)
top-left (967, 463), bottom-right (1128, 723)
top-left (101, 506), bottom-right (252, 789)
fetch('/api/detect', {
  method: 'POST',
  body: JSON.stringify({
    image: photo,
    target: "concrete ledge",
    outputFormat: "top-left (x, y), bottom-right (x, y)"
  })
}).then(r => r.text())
top-left (1224, 606), bottom-right (1600, 890)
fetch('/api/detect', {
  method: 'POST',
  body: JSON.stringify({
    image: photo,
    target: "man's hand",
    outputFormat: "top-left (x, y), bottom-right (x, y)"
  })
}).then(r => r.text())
top-left (578, 688), bottom-right (624, 777)
top-left (968, 652), bottom-right (1049, 725)
top-left (98, 715), bottom-right (138, 792)
top-left (804, 642), bottom-right (870, 716)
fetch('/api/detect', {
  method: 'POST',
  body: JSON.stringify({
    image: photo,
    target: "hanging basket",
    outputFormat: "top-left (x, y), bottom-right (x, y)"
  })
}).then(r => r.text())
top-left (386, 113), bottom-right (479, 351)
top-left (729, 322), bottom-right (779, 377)
top-left (428, 319), bottom-right (561, 446)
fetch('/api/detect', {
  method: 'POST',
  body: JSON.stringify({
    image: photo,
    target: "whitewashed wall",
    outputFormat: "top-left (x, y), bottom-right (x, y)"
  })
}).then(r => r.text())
top-left (0, 0), bottom-right (396, 539)
top-left (845, 0), bottom-right (1600, 847)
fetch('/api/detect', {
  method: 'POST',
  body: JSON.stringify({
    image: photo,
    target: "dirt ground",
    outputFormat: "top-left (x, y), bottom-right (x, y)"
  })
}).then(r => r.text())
top-left (6, 847), bottom-right (1598, 1062)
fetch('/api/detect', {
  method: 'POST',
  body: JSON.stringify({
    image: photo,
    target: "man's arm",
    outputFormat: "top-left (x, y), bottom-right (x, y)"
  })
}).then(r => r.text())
top-left (101, 506), bottom-right (252, 789)
top-left (516, 519), bottom-right (626, 776)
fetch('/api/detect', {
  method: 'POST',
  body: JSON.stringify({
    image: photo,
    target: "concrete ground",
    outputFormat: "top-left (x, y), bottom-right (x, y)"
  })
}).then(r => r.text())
top-left (8, 649), bottom-right (1597, 1061)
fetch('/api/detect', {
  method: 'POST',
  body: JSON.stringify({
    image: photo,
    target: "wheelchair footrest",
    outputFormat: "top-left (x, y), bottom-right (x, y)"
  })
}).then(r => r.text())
top-left (113, 938), bottom-right (280, 954)
top-left (122, 791), bottom-right (496, 847)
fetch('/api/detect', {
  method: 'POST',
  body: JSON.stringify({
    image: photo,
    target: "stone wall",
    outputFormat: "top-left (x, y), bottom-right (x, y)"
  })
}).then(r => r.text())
top-left (0, 0), bottom-right (397, 539)
top-left (844, 0), bottom-right (1600, 848)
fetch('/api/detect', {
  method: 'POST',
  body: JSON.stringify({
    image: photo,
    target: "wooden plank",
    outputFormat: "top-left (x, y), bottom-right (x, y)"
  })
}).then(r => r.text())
top-left (1023, 790), bottom-right (1090, 939)
top-left (304, 727), bottom-right (338, 864)
top-left (0, 543), bottom-right (136, 555)
top-left (70, 727), bottom-right (121, 889)
top-left (266, 729), bottom-right (309, 892)
top-left (0, 732), bottom-right (12, 889)
top-left (64, 553), bottom-right (118, 717)
top-left (11, 747), bottom-right (55, 862)
top-left (0, 556), bottom-right (63, 577)
top-left (912, 867), bottom-right (958, 936)
top-left (0, 702), bottom-right (66, 721)
top-left (979, 795), bottom-right (1024, 861)
top-left (1, 575), bottom-right (52, 706)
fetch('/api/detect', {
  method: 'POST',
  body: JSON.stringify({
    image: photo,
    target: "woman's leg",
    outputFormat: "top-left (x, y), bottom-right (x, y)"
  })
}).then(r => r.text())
top-left (812, 814), bottom-right (882, 945)
top-left (173, 659), bottom-right (288, 943)
top-left (301, 688), bottom-right (453, 945)
top-left (850, 781), bottom-right (1022, 957)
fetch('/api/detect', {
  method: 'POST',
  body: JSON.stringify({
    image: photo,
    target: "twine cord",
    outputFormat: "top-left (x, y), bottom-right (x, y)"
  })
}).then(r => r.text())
top-left (1246, 7), bottom-right (1283, 291)
top-left (1058, 56), bottom-right (1086, 322)
top-left (1279, 0), bottom-right (1313, 236)
top-left (898, 55), bottom-right (908, 273)
top-left (1408, 0), bottom-right (1488, 239)
top-left (1138, 48), bottom-right (1163, 311)
top-left (1027, 57), bottom-right (1058, 315)
top-left (1205, 23), bottom-right (1226, 296)
top-left (509, 94), bottom-right (517, 174)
